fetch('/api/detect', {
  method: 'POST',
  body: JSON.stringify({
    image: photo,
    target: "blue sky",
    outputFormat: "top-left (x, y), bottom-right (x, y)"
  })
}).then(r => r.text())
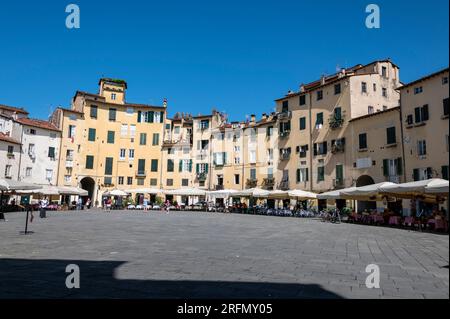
top-left (0, 0), bottom-right (448, 121)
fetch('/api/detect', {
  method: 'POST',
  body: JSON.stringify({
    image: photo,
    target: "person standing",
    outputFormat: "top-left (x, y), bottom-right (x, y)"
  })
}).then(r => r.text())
top-left (86, 198), bottom-right (91, 210)
top-left (39, 197), bottom-right (48, 218)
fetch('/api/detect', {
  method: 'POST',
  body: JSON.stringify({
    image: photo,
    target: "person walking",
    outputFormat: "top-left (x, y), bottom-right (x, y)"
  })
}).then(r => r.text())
top-left (165, 200), bottom-right (170, 214)
top-left (86, 198), bottom-right (91, 210)
top-left (106, 198), bottom-right (112, 212)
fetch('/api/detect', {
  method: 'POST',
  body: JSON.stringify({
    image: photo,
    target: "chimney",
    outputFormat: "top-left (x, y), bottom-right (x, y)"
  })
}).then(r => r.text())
top-left (320, 75), bottom-right (326, 85)
top-left (250, 114), bottom-right (256, 123)
top-left (299, 84), bottom-right (305, 93)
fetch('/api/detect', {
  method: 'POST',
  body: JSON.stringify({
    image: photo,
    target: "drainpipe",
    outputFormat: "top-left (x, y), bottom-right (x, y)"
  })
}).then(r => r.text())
top-left (17, 123), bottom-right (24, 181)
top-left (308, 93), bottom-right (313, 192)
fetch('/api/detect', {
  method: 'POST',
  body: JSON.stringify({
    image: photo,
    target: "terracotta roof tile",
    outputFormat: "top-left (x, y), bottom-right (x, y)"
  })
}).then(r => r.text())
top-left (15, 117), bottom-right (61, 132)
top-left (0, 132), bottom-right (21, 145)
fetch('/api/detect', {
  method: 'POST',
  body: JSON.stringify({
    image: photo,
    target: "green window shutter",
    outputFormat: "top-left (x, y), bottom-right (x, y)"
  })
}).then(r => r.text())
top-left (105, 157), bottom-right (113, 175)
top-left (387, 127), bottom-right (396, 144)
top-left (85, 155), bottom-right (94, 169)
top-left (396, 158), bottom-right (403, 175)
top-left (413, 168), bottom-right (419, 181)
top-left (149, 111), bottom-right (154, 123)
top-left (151, 159), bottom-right (158, 172)
top-left (426, 167), bottom-right (433, 179)
top-left (179, 160), bottom-right (183, 172)
top-left (316, 113), bottom-right (323, 125)
top-left (189, 160), bottom-right (193, 172)
top-left (140, 133), bottom-right (147, 145)
top-left (137, 111), bottom-right (142, 123)
top-left (422, 105), bottom-right (429, 121)
top-left (107, 131), bottom-right (115, 144)
top-left (90, 105), bottom-right (97, 118)
top-left (48, 147), bottom-right (55, 158)
top-left (223, 152), bottom-right (227, 164)
top-left (205, 164), bottom-right (209, 173)
top-left (153, 133), bottom-right (159, 145)
top-left (213, 153), bottom-right (217, 166)
top-left (336, 165), bottom-right (343, 181)
top-left (383, 159), bottom-right (389, 177)
top-left (88, 128), bottom-right (96, 141)
top-left (138, 159), bottom-right (145, 173)
top-left (334, 107), bottom-right (342, 120)
top-left (109, 108), bottom-right (116, 121)
top-left (296, 169), bottom-right (300, 183)
top-left (300, 117), bottom-right (306, 130)
top-left (306, 168), bottom-right (309, 182)
top-left (160, 111), bottom-right (165, 123)
top-left (196, 163), bottom-right (200, 173)
top-left (442, 166), bottom-right (449, 180)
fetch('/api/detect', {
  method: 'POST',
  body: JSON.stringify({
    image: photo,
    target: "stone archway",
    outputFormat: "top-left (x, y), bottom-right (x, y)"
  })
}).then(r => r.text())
top-left (80, 177), bottom-right (95, 204)
top-left (356, 175), bottom-right (376, 213)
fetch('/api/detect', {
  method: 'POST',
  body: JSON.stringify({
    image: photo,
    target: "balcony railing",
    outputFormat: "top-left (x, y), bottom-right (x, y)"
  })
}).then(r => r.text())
top-left (197, 172), bottom-right (208, 181)
top-left (331, 144), bottom-right (345, 154)
top-left (278, 111), bottom-right (292, 120)
top-left (246, 178), bottom-right (258, 188)
top-left (65, 160), bottom-right (74, 168)
top-left (386, 175), bottom-right (400, 183)
top-left (135, 170), bottom-right (147, 177)
top-left (278, 180), bottom-right (289, 191)
top-left (333, 178), bottom-right (345, 189)
top-left (329, 116), bottom-right (345, 130)
top-left (215, 184), bottom-right (224, 191)
top-left (280, 152), bottom-right (291, 161)
top-left (262, 177), bottom-right (275, 189)
top-left (279, 131), bottom-right (290, 138)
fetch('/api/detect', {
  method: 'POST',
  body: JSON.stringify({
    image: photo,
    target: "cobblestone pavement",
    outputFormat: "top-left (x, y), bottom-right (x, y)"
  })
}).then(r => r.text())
top-left (0, 210), bottom-right (448, 299)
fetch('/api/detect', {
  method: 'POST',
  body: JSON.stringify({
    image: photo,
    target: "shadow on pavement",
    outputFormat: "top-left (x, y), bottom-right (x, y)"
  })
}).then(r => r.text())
top-left (0, 258), bottom-right (343, 299)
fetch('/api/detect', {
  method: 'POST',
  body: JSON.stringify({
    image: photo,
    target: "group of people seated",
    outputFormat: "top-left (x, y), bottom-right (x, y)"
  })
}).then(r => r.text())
top-left (347, 208), bottom-right (448, 232)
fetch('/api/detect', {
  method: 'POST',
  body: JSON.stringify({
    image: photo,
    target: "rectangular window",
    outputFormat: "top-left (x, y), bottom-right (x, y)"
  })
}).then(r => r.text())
top-left (111, 93), bottom-right (116, 100)
top-left (120, 124), bottom-right (128, 137)
top-left (88, 128), bottom-right (96, 141)
top-left (152, 133), bottom-right (160, 146)
top-left (139, 133), bottom-right (147, 145)
top-left (299, 95), bottom-right (306, 106)
top-left (68, 125), bottom-right (76, 138)
top-left (45, 169), bottom-right (53, 181)
top-left (334, 83), bottom-right (341, 95)
top-left (7, 145), bottom-right (14, 154)
top-left (151, 159), bottom-right (158, 172)
top-left (26, 167), bottom-right (32, 177)
top-left (361, 82), bottom-right (367, 93)
top-left (386, 127), bottom-right (396, 145)
top-left (382, 88), bottom-right (387, 97)
top-left (334, 107), bottom-right (342, 120)
top-left (299, 117), bottom-right (306, 130)
top-left (5, 165), bottom-right (12, 178)
top-left (418, 140), bottom-right (427, 156)
top-left (104, 177), bottom-right (112, 186)
top-left (167, 159), bottom-right (174, 172)
top-left (415, 105), bottom-right (429, 123)
top-left (107, 131), bottom-right (115, 144)
top-left (48, 147), bottom-right (55, 159)
top-left (118, 177), bottom-right (124, 185)
top-left (109, 108), bottom-right (117, 121)
top-left (317, 90), bottom-right (323, 101)
top-left (443, 98), bottom-right (449, 116)
top-left (373, 83), bottom-right (377, 91)
top-left (316, 112), bottom-right (323, 127)
top-left (150, 178), bottom-right (158, 186)
top-left (29, 129), bottom-right (36, 135)
top-left (406, 114), bottom-right (414, 125)
top-left (382, 66), bottom-right (387, 77)
top-left (442, 166), bottom-right (449, 180)
top-left (119, 149), bottom-right (126, 160)
top-left (129, 149), bottom-right (135, 160)
top-left (414, 87), bottom-right (423, 95)
top-left (249, 150), bottom-right (256, 164)
top-left (126, 107), bottom-right (134, 115)
top-left (250, 168), bottom-right (257, 180)
top-left (368, 106), bottom-right (374, 114)
top-left (86, 155), bottom-right (94, 169)
top-left (297, 168), bottom-right (309, 183)
top-left (137, 179), bottom-right (144, 186)
top-left (282, 100), bottom-right (289, 112)
top-left (137, 159), bottom-right (146, 175)
top-left (182, 179), bottom-right (189, 187)
top-left (317, 166), bottom-right (325, 182)
top-left (90, 105), bottom-right (98, 118)
top-left (200, 120), bottom-right (210, 130)
top-left (104, 157), bottom-right (113, 175)
top-left (336, 164), bottom-right (344, 185)
top-left (313, 142), bottom-right (327, 156)
top-left (359, 133), bottom-right (367, 149)
top-left (127, 177), bottom-right (133, 185)
top-left (129, 124), bottom-right (136, 137)
top-left (166, 179), bottom-right (174, 187)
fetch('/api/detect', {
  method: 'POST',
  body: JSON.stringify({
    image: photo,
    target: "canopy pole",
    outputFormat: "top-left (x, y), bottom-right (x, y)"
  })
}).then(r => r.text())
top-left (0, 190), bottom-right (5, 221)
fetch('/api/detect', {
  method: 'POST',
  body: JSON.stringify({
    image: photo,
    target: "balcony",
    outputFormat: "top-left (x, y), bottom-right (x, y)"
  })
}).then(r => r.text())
top-left (299, 151), bottom-right (307, 158)
top-left (279, 131), bottom-right (290, 138)
top-left (329, 116), bottom-right (345, 130)
top-left (280, 152), bottom-right (291, 161)
top-left (262, 177), bottom-right (275, 189)
top-left (331, 144), bottom-right (345, 154)
top-left (246, 178), bottom-right (258, 188)
top-left (135, 170), bottom-right (147, 177)
top-left (65, 160), bottom-right (74, 168)
top-left (215, 184), bottom-right (224, 191)
top-left (333, 179), bottom-right (345, 189)
top-left (7, 153), bottom-right (14, 159)
top-left (278, 111), bottom-right (292, 120)
top-left (278, 180), bottom-right (289, 191)
top-left (197, 172), bottom-right (208, 181)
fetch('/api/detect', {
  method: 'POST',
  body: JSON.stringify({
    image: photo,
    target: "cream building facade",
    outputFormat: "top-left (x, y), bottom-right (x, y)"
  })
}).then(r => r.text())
top-left (51, 78), bottom-right (166, 206)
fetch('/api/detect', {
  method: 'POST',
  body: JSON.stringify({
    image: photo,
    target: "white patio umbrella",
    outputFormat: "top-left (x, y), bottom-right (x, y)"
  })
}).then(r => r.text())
top-left (267, 190), bottom-right (290, 199)
top-left (425, 179), bottom-right (449, 196)
top-left (58, 186), bottom-right (88, 196)
top-left (16, 185), bottom-right (60, 196)
top-left (317, 187), bottom-right (357, 200)
top-left (165, 187), bottom-right (206, 196)
top-left (288, 189), bottom-right (317, 200)
top-left (127, 188), bottom-right (162, 194)
top-left (0, 179), bottom-right (43, 192)
top-left (379, 179), bottom-right (448, 198)
top-left (207, 189), bottom-right (238, 199)
top-left (234, 188), bottom-right (270, 198)
top-left (339, 182), bottom-right (397, 200)
top-left (103, 189), bottom-right (129, 197)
